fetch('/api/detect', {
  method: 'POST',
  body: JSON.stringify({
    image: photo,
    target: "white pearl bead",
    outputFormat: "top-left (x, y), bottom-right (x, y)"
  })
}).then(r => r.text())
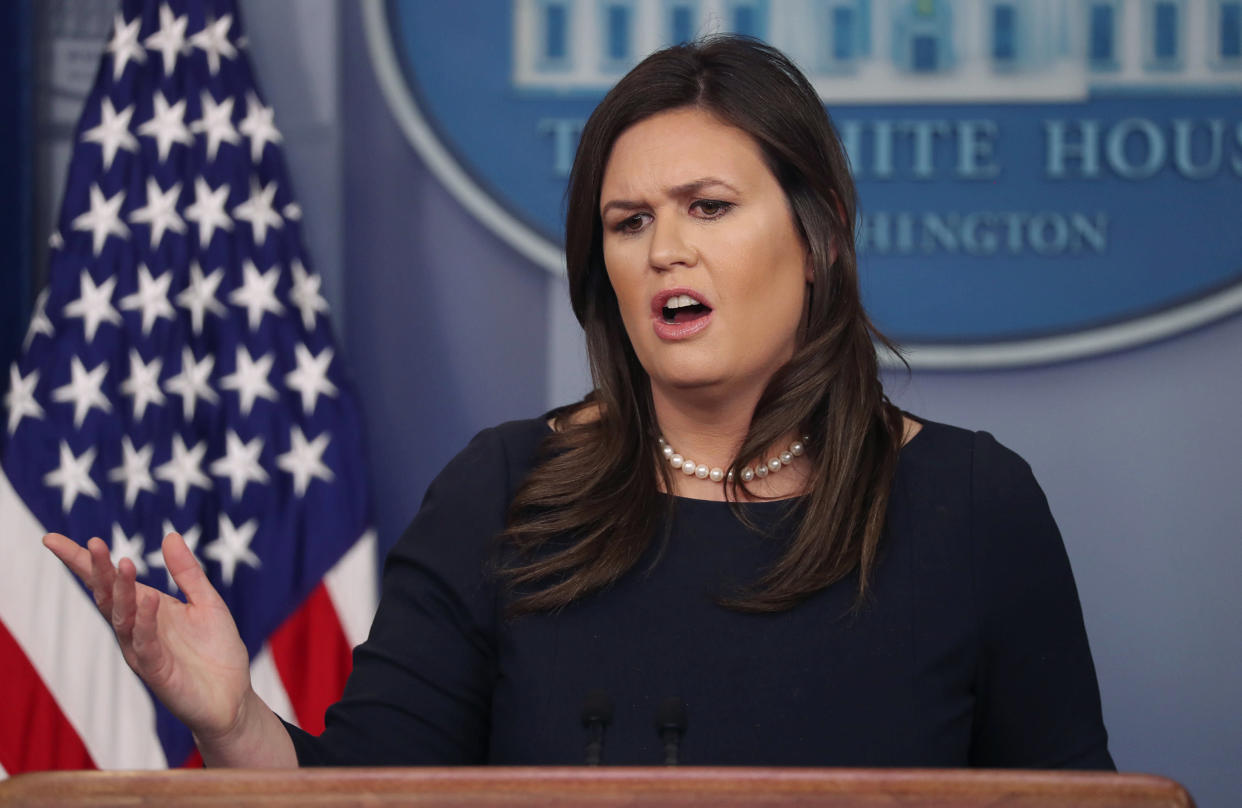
top-left (660, 438), bottom-right (806, 485)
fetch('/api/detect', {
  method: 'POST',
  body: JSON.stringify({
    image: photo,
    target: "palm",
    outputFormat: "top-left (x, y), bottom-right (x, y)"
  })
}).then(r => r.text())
top-left (43, 531), bottom-right (251, 739)
top-left (125, 583), bottom-right (251, 736)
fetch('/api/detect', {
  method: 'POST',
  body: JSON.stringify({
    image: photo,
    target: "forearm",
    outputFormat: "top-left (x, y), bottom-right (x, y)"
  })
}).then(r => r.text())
top-left (193, 688), bottom-right (298, 768)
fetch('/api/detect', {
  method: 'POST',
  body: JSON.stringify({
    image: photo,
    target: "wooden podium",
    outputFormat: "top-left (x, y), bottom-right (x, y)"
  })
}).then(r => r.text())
top-left (0, 767), bottom-right (1195, 807)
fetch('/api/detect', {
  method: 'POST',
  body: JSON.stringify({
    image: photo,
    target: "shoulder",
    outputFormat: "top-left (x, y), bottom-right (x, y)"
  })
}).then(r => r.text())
top-left (392, 416), bottom-right (552, 560)
top-left (898, 415), bottom-right (1036, 494)
top-left (430, 416), bottom-right (554, 502)
top-left (891, 416), bottom-right (1051, 555)
top-left (901, 416), bottom-right (1068, 593)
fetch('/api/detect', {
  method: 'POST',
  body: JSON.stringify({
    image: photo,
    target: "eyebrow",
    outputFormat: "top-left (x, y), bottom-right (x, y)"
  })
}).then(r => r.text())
top-left (600, 177), bottom-right (740, 217)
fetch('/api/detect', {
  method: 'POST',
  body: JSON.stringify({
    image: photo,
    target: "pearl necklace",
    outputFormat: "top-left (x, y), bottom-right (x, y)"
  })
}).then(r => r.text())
top-left (657, 436), bottom-right (807, 484)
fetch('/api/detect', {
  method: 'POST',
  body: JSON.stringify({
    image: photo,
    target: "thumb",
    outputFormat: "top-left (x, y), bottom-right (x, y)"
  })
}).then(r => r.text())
top-left (162, 532), bottom-right (221, 607)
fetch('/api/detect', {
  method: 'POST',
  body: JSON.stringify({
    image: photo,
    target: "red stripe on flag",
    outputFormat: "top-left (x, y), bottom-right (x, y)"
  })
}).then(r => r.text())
top-left (268, 583), bottom-right (353, 735)
top-left (0, 618), bottom-right (96, 773)
top-left (180, 748), bottom-right (203, 768)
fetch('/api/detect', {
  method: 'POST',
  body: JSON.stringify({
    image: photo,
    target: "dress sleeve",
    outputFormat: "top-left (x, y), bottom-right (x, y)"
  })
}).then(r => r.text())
top-left (283, 426), bottom-right (514, 765)
top-left (968, 431), bottom-right (1114, 770)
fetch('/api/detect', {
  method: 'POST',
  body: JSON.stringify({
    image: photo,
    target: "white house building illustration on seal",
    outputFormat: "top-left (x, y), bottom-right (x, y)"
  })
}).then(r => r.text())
top-left (511, 0), bottom-right (1242, 102)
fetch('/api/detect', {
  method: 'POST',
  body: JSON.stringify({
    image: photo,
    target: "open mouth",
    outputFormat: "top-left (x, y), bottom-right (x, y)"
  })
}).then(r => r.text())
top-left (661, 294), bottom-right (712, 324)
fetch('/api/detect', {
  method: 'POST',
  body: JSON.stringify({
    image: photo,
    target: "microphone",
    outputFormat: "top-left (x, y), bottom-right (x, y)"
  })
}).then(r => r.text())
top-left (581, 689), bottom-right (614, 765)
top-left (655, 696), bottom-right (688, 765)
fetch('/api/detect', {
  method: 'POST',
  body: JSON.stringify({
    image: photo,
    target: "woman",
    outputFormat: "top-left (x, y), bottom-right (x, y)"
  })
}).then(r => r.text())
top-left (45, 36), bottom-right (1112, 768)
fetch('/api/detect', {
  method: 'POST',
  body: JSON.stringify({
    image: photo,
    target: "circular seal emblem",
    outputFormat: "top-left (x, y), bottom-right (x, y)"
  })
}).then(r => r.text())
top-left (363, 0), bottom-right (1242, 368)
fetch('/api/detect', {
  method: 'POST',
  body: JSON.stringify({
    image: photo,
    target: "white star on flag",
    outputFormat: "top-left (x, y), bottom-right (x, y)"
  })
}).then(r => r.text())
top-left (144, 3), bottom-right (189, 77)
top-left (285, 343), bottom-right (338, 415)
top-left (276, 425), bottom-right (333, 496)
top-left (190, 14), bottom-right (237, 76)
top-left (108, 436), bottom-right (158, 508)
top-left (120, 349), bottom-right (166, 420)
top-left (119, 265), bottom-right (177, 335)
top-left (191, 90), bottom-right (239, 161)
top-left (232, 179), bottom-right (282, 247)
top-left (209, 431), bottom-right (269, 500)
top-left (4, 0), bottom-right (378, 769)
top-left (137, 92), bottom-right (193, 163)
top-left (109, 524), bottom-right (150, 577)
top-left (220, 346), bottom-right (278, 416)
top-left (106, 13), bottom-right (146, 81)
top-left (204, 513), bottom-right (262, 586)
top-left (128, 178), bottom-right (187, 249)
top-left (183, 177), bottom-right (233, 247)
top-left (71, 184), bottom-right (129, 256)
top-left (154, 433), bottom-right (211, 507)
top-left (5, 365), bottom-right (45, 435)
top-left (238, 92), bottom-right (282, 163)
top-left (289, 259), bottom-right (329, 331)
top-left (164, 347), bottom-right (218, 420)
top-left (229, 260), bottom-right (285, 331)
top-left (42, 441), bottom-right (101, 513)
top-left (23, 289), bottom-right (54, 350)
top-left (175, 262), bottom-right (227, 335)
top-left (51, 357), bottom-right (112, 429)
top-left (147, 521), bottom-right (203, 594)
top-left (63, 270), bottom-right (123, 343)
top-left (80, 98), bottom-right (138, 171)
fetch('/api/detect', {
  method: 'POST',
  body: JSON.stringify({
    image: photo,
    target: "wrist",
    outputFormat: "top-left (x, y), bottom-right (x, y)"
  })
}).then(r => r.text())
top-left (192, 687), bottom-right (271, 767)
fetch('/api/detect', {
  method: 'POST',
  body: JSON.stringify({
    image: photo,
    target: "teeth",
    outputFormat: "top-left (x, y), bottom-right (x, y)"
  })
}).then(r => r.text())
top-left (664, 294), bottom-right (703, 309)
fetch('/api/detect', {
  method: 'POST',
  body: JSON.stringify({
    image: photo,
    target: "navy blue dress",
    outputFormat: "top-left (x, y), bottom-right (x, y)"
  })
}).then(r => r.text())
top-left (285, 416), bottom-right (1113, 768)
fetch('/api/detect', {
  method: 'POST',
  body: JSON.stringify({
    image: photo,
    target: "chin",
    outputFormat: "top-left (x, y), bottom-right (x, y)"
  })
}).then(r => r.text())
top-left (650, 364), bottom-right (729, 392)
top-left (664, 375), bottom-right (725, 391)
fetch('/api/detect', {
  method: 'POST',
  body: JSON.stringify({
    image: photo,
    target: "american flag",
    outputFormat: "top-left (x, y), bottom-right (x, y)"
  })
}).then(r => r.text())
top-left (0, 0), bottom-right (375, 775)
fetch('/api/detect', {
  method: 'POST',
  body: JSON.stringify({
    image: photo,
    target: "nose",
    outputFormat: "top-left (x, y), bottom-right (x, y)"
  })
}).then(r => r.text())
top-left (647, 217), bottom-right (697, 273)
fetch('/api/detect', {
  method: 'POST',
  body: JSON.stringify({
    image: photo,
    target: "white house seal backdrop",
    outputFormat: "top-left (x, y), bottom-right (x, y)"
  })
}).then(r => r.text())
top-left (365, 0), bottom-right (1242, 368)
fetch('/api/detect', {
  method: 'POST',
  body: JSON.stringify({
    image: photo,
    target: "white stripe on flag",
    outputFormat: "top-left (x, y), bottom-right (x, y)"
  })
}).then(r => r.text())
top-left (0, 757), bottom-right (7, 779)
top-left (0, 469), bottom-right (167, 770)
top-left (324, 529), bottom-right (378, 649)
top-left (250, 643), bottom-right (299, 727)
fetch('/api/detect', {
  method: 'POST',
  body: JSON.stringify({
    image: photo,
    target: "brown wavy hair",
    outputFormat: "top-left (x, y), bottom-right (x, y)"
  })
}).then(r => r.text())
top-left (498, 35), bottom-right (905, 616)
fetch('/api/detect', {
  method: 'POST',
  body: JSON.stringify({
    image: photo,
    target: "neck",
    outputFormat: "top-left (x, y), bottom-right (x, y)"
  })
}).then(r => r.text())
top-left (650, 381), bottom-right (808, 501)
top-left (650, 384), bottom-right (756, 468)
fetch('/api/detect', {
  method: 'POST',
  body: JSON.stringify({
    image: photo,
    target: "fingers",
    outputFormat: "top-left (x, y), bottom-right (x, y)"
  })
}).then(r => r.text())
top-left (161, 532), bottom-right (221, 607)
top-left (42, 533), bottom-right (92, 582)
top-left (129, 585), bottom-right (164, 673)
top-left (87, 537), bottom-right (118, 616)
top-left (45, 534), bottom-right (123, 626)
top-left (112, 557), bottom-right (139, 648)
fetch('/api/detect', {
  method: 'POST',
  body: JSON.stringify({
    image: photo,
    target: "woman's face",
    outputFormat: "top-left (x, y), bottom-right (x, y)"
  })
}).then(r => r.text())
top-left (600, 106), bottom-right (812, 401)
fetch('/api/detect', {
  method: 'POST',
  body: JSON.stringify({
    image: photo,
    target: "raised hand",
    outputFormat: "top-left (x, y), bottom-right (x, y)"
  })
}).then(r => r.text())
top-left (42, 531), bottom-right (281, 760)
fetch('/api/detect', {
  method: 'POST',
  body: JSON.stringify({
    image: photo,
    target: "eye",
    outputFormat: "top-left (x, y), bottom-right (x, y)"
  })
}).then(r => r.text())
top-left (692, 199), bottom-right (733, 218)
top-left (612, 213), bottom-right (650, 234)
